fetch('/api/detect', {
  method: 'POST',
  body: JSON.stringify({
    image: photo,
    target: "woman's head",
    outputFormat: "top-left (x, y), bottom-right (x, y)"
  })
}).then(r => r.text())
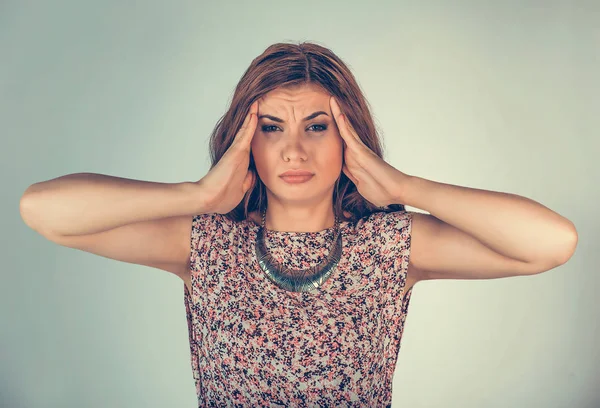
top-left (250, 83), bottom-right (344, 222)
top-left (208, 41), bottom-right (405, 223)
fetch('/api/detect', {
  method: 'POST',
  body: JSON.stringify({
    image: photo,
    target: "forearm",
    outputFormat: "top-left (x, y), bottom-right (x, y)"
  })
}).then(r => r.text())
top-left (20, 173), bottom-right (207, 237)
top-left (399, 175), bottom-right (578, 265)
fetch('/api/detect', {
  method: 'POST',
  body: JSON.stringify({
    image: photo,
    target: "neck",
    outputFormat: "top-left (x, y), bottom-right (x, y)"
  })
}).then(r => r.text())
top-left (260, 206), bottom-right (337, 233)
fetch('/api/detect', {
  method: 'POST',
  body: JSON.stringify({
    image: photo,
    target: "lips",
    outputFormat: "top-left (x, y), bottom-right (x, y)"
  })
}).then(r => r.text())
top-left (280, 174), bottom-right (314, 184)
top-left (279, 170), bottom-right (314, 177)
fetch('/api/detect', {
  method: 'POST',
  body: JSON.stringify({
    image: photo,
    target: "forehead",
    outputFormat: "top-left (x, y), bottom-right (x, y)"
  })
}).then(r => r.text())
top-left (258, 84), bottom-right (330, 110)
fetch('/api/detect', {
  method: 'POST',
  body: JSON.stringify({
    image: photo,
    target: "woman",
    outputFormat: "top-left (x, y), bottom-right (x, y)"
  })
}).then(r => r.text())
top-left (20, 41), bottom-right (578, 407)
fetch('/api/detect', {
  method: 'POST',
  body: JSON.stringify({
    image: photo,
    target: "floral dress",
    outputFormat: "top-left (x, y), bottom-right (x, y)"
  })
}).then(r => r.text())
top-left (183, 210), bottom-right (414, 407)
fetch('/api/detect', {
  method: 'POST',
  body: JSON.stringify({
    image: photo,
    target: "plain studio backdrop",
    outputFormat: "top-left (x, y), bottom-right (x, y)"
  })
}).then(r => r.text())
top-left (2, 1), bottom-right (597, 407)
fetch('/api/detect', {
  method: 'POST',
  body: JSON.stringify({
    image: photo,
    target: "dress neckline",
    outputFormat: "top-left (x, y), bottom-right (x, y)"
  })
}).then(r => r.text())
top-left (245, 212), bottom-right (348, 237)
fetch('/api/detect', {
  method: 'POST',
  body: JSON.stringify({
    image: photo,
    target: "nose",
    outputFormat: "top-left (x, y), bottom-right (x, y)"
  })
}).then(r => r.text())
top-left (281, 134), bottom-right (309, 161)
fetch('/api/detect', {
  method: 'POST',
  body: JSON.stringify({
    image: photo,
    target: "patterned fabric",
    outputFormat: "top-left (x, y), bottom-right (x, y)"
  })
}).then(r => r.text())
top-left (183, 210), bottom-right (414, 407)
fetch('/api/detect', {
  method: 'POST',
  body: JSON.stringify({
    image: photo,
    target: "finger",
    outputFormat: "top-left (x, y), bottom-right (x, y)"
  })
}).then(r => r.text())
top-left (243, 112), bottom-right (257, 146)
top-left (245, 100), bottom-right (260, 144)
top-left (232, 105), bottom-right (256, 148)
top-left (236, 112), bottom-right (251, 138)
top-left (242, 100), bottom-right (259, 137)
top-left (249, 99), bottom-right (258, 115)
top-left (243, 103), bottom-right (253, 124)
top-left (329, 96), bottom-right (361, 149)
top-left (339, 113), bottom-right (367, 149)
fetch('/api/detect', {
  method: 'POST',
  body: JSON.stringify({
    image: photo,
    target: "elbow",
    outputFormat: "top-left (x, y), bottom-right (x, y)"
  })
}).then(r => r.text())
top-left (20, 185), bottom-right (41, 231)
top-left (20, 193), bottom-right (34, 229)
top-left (556, 224), bottom-right (578, 266)
top-left (529, 224), bottom-right (578, 273)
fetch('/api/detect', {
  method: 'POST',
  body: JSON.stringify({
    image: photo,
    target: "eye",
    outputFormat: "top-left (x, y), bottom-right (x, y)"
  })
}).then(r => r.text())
top-left (261, 125), bottom-right (279, 133)
top-left (261, 124), bottom-right (328, 133)
top-left (309, 124), bottom-right (328, 132)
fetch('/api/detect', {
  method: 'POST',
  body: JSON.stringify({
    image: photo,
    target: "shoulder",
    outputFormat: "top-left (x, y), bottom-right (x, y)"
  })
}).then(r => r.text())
top-left (350, 210), bottom-right (413, 257)
top-left (192, 212), bottom-right (237, 229)
top-left (356, 210), bottom-right (413, 236)
top-left (378, 210), bottom-right (413, 227)
top-left (190, 212), bottom-right (238, 249)
top-left (379, 210), bottom-right (413, 249)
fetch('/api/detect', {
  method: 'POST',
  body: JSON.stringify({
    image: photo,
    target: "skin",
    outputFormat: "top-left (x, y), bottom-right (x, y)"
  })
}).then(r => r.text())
top-left (248, 83), bottom-right (351, 232)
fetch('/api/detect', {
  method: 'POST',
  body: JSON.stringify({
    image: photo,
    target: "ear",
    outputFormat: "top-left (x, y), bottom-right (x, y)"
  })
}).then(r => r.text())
top-left (244, 169), bottom-right (257, 193)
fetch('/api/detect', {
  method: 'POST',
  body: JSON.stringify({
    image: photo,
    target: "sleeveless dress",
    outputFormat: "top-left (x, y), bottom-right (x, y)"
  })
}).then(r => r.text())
top-left (183, 210), bottom-right (414, 407)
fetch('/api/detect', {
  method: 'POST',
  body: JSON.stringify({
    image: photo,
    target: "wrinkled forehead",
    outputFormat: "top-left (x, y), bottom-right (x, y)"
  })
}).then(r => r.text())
top-left (258, 85), bottom-right (331, 118)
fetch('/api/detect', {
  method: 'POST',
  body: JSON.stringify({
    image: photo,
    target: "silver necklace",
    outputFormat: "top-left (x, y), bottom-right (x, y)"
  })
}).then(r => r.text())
top-left (254, 208), bottom-right (343, 293)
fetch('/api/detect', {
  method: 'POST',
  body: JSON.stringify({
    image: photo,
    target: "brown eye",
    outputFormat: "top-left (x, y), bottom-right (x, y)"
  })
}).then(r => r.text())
top-left (261, 125), bottom-right (278, 132)
top-left (309, 124), bottom-right (328, 132)
top-left (260, 124), bottom-right (328, 134)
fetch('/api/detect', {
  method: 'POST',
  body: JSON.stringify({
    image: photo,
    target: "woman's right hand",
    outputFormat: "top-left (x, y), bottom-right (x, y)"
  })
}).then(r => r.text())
top-left (197, 100), bottom-right (259, 214)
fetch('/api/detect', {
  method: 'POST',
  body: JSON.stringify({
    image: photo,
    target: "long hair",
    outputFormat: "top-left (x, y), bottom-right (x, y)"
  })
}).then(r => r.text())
top-left (207, 41), bottom-right (405, 224)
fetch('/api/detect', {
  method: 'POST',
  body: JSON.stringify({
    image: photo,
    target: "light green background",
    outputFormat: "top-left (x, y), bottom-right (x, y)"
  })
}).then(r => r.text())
top-left (4, 1), bottom-right (598, 407)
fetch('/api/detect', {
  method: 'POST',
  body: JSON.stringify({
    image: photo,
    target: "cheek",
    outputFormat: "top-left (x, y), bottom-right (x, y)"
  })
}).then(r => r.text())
top-left (321, 146), bottom-right (344, 173)
top-left (249, 143), bottom-right (264, 170)
top-left (250, 148), bottom-right (277, 175)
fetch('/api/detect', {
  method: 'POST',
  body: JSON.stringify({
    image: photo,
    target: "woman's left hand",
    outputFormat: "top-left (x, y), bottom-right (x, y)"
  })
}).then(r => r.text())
top-left (330, 96), bottom-right (411, 207)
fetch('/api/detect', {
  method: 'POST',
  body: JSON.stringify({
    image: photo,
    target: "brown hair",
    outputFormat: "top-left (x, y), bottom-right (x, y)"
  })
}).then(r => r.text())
top-left (207, 41), bottom-right (406, 224)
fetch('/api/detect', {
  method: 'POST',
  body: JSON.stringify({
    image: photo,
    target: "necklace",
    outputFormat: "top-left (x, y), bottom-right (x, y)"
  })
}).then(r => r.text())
top-left (254, 208), bottom-right (343, 293)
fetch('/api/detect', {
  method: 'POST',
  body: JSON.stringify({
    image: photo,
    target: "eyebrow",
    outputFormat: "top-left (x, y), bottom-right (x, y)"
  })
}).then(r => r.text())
top-left (258, 111), bottom-right (329, 123)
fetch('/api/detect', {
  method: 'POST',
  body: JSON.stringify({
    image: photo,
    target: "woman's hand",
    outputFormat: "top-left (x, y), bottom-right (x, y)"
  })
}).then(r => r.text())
top-left (197, 101), bottom-right (258, 214)
top-left (330, 96), bottom-right (411, 207)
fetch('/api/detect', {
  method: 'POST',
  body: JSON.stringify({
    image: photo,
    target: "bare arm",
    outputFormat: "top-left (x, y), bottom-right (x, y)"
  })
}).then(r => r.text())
top-left (19, 173), bottom-right (207, 237)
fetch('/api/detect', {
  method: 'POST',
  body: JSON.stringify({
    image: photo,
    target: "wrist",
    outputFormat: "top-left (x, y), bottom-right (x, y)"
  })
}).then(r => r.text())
top-left (184, 180), bottom-right (214, 215)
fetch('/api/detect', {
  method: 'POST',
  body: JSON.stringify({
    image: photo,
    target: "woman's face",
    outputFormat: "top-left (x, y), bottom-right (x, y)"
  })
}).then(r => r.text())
top-left (250, 83), bottom-right (344, 207)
